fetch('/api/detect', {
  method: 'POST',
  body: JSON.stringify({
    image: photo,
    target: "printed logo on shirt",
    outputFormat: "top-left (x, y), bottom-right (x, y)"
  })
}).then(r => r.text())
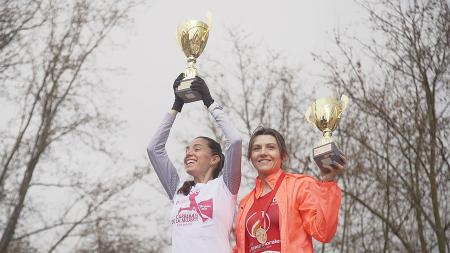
top-left (246, 211), bottom-right (270, 238)
top-left (246, 198), bottom-right (277, 237)
top-left (172, 190), bottom-right (213, 226)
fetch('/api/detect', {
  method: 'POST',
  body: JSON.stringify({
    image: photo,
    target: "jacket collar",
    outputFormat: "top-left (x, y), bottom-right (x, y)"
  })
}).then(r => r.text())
top-left (254, 169), bottom-right (283, 198)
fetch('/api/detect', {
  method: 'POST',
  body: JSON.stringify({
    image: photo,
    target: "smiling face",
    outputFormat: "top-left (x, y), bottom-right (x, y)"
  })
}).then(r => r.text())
top-left (249, 135), bottom-right (284, 176)
top-left (184, 137), bottom-right (219, 179)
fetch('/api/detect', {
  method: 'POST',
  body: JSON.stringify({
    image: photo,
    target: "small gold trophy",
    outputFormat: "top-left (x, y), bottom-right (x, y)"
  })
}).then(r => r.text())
top-left (176, 20), bottom-right (209, 102)
top-left (305, 95), bottom-right (349, 173)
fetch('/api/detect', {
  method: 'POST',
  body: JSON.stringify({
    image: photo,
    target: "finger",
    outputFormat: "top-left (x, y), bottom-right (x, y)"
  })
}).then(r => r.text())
top-left (322, 175), bottom-right (336, 182)
top-left (176, 73), bottom-right (185, 81)
top-left (331, 161), bottom-right (344, 174)
top-left (339, 155), bottom-right (348, 165)
top-left (320, 171), bottom-right (337, 182)
top-left (190, 83), bottom-right (202, 92)
top-left (195, 76), bottom-right (205, 83)
top-left (190, 80), bottom-right (201, 87)
top-left (320, 165), bottom-right (336, 177)
top-left (174, 74), bottom-right (184, 89)
top-left (190, 79), bottom-right (204, 87)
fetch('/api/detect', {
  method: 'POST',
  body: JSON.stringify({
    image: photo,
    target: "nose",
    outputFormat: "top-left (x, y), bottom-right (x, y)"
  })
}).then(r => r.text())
top-left (185, 147), bottom-right (194, 156)
top-left (260, 147), bottom-right (269, 156)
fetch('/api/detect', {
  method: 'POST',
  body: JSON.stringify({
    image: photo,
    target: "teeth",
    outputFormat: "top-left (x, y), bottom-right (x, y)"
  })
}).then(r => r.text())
top-left (186, 159), bottom-right (196, 165)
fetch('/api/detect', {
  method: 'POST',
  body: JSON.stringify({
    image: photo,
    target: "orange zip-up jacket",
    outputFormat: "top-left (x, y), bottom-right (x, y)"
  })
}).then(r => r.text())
top-left (233, 169), bottom-right (341, 253)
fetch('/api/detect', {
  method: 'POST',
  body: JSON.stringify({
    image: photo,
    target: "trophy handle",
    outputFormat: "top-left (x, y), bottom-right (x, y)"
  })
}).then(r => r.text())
top-left (176, 24), bottom-right (185, 47)
top-left (305, 105), bottom-right (315, 125)
top-left (206, 11), bottom-right (213, 30)
top-left (339, 94), bottom-right (349, 117)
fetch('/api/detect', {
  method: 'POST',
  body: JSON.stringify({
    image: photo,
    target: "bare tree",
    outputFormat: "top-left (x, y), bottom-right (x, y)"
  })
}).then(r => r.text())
top-left (0, 0), bottom-right (44, 78)
top-left (0, 0), bottom-right (145, 252)
top-left (203, 28), bottom-right (316, 183)
top-left (315, 0), bottom-right (450, 252)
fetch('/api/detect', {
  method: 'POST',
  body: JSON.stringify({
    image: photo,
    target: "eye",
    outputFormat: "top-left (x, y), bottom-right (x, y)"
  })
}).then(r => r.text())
top-left (252, 146), bottom-right (261, 151)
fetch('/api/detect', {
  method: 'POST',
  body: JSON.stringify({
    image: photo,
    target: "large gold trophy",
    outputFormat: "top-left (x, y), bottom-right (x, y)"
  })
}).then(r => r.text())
top-left (175, 20), bottom-right (209, 102)
top-left (305, 95), bottom-right (349, 173)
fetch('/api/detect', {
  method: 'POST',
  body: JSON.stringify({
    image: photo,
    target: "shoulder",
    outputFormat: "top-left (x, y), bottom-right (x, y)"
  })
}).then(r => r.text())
top-left (238, 187), bottom-right (255, 205)
top-left (283, 173), bottom-right (324, 193)
top-left (205, 176), bottom-right (236, 195)
top-left (284, 173), bottom-right (316, 183)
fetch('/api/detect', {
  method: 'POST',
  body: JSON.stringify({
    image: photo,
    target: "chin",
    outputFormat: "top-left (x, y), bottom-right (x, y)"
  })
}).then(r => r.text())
top-left (185, 166), bottom-right (197, 175)
top-left (257, 166), bottom-right (279, 175)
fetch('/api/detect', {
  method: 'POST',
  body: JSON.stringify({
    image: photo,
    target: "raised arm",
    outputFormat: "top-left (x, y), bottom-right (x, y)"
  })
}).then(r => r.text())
top-left (191, 77), bottom-right (242, 195)
top-left (146, 111), bottom-right (180, 200)
top-left (209, 103), bottom-right (242, 195)
top-left (146, 74), bottom-right (185, 200)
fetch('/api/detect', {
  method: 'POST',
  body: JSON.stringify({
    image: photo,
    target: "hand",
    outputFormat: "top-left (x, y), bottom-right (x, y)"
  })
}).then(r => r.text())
top-left (190, 76), bottom-right (214, 108)
top-left (171, 73), bottom-right (185, 112)
top-left (320, 155), bottom-right (347, 182)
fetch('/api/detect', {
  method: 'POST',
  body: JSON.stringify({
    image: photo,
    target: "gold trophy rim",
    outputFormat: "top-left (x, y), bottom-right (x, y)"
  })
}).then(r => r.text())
top-left (305, 95), bottom-right (349, 144)
top-left (176, 19), bottom-right (209, 59)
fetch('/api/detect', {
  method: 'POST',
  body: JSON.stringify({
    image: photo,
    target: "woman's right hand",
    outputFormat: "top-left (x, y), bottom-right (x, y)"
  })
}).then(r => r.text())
top-left (320, 155), bottom-right (347, 182)
top-left (171, 73), bottom-right (185, 112)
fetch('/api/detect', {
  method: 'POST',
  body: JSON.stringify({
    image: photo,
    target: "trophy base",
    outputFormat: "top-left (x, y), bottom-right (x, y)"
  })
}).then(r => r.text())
top-left (313, 142), bottom-right (343, 173)
top-left (176, 78), bottom-right (202, 103)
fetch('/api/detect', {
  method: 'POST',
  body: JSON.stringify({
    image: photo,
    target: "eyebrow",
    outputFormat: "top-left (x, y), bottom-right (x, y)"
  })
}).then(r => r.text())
top-left (186, 144), bottom-right (203, 150)
top-left (252, 142), bottom-right (277, 146)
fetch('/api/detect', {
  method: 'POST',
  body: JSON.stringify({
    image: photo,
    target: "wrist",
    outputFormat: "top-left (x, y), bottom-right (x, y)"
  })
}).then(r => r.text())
top-left (320, 176), bottom-right (337, 182)
top-left (172, 100), bottom-right (183, 112)
top-left (169, 109), bottom-right (178, 116)
top-left (207, 102), bottom-right (222, 112)
top-left (204, 97), bottom-right (214, 108)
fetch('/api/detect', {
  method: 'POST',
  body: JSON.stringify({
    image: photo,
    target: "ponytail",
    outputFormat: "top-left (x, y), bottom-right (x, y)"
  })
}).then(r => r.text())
top-left (177, 180), bottom-right (196, 196)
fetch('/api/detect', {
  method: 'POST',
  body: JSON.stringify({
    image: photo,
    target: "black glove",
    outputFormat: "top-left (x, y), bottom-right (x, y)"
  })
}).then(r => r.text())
top-left (190, 76), bottom-right (214, 108)
top-left (172, 73), bottom-right (185, 112)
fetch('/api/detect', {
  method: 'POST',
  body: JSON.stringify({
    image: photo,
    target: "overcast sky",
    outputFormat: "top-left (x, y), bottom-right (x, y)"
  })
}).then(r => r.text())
top-left (100, 0), bottom-right (363, 167)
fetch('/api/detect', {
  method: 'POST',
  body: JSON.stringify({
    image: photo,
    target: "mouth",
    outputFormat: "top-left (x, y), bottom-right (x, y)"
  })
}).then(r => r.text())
top-left (254, 158), bottom-right (278, 172)
top-left (184, 157), bottom-right (197, 166)
top-left (257, 159), bottom-right (272, 165)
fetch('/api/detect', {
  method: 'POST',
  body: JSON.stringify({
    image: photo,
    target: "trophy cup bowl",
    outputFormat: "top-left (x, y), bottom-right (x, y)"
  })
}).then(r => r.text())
top-left (175, 20), bottom-right (209, 103)
top-left (305, 95), bottom-right (349, 173)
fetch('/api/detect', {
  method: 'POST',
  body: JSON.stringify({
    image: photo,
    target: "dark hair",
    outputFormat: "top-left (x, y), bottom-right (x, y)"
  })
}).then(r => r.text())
top-left (177, 136), bottom-right (225, 196)
top-left (247, 127), bottom-right (288, 162)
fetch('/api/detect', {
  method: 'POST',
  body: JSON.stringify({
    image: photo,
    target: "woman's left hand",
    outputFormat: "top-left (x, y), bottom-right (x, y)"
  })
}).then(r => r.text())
top-left (191, 76), bottom-right (214, 108)
top-left (320, 155), bottom-right (347, 182)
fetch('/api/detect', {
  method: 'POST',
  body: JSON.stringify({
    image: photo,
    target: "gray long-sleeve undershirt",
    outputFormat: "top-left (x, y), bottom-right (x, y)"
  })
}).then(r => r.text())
top-left (146, 103), bottom-right (242, 200)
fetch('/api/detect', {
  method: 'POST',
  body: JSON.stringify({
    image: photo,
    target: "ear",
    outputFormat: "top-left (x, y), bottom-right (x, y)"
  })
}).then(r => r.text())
top-left (210, 154), bottom-right (220, 166)
top-left (281, 154), bottom-right (288, 163)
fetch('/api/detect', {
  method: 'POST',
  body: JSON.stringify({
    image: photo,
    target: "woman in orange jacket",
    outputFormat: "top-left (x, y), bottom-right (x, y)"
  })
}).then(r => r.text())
top-left (233, 127), bottom-right (346, 253)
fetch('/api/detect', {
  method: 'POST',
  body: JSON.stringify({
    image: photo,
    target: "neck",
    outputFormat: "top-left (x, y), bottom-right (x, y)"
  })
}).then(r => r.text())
top-left (258, 172), bottom-right (269, 181)
top-left (194, 170), bottom-right (214, 184)
top-left (258, 169), bottom-right (284, 196)
top-left (260, 180), bottom-right (272, 195)
top-left (257, 166), bottom-right (281, 181)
